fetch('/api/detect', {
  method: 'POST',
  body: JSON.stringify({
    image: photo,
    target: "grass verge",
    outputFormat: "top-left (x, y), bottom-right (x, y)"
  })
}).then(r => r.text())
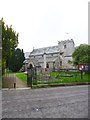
top-left (16, 72), bottom-right (27, 83)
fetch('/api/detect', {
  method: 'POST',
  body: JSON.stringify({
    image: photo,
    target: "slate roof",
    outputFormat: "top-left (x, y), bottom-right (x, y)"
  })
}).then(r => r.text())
top-left (30, 45), bottom-right (60, 56)
top-left (24, 58), bottom-right (41, 67)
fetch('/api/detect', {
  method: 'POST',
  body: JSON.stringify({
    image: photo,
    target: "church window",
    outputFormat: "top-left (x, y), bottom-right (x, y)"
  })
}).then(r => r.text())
top-left (51, 54), bottom-right (53, 56)
top-left (29, 63), bottom-right (33, 69)
top-left (47, 63), bottom-right (49, 68)
top-left (64, 44), bottom-right (66, 49)
top-left (53, 61), bottom-right (55, 65)
top-left (60, 52), bottom-right (63, 55)
top-left (60, 61), bottom-right (62, 66)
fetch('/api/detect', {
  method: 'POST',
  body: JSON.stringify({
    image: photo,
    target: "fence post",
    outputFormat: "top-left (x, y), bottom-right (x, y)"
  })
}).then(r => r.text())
top-left (27, 64), bottom-right (34, 88)
top-left (14, 83), bottom-right (16, 88)
top-left (81, 71), bottom-right (83, 79)
top-left (14, 74), bottom-right (16, 88)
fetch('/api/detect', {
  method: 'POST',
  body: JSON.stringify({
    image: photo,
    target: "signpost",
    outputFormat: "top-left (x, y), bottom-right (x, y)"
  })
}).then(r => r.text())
top-left (78, 64), bottom-right (90, 79)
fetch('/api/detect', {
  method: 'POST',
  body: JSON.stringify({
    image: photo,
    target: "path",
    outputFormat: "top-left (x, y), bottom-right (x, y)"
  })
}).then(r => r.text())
top-left (2, 73), bottom-right (27, 88)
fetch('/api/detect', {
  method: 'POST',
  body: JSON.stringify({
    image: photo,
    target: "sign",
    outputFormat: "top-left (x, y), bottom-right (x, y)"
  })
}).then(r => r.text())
top-left (78, 64), bottom-right (90, 72)
top-left (79, 65), bottom-right (84, 71)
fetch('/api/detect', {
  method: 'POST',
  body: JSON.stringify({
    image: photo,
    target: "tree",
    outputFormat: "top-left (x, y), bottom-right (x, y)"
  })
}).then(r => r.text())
top-left (72, 44), bottom-right (90, 65)
top-left (9, 48), bottom-right (25, 72)
top-left (68, 59), bottom-right (72, 65)
top-left (2, 18), bottom-right (19, 74)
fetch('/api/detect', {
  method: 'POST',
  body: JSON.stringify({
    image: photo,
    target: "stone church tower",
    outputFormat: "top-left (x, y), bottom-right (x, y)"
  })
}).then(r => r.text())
top-left (57, 39), bottom-right (75, 68)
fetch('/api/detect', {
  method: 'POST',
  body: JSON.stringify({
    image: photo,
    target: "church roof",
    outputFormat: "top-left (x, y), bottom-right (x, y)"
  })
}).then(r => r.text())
top-left (29, 39), bottom-right (75, 57)
top-left (29, 58), bottom-right (41, 67)
top-left (24, 58), bottom-right (41, 67)
top-left (30, 45), bottom-right (59, 56)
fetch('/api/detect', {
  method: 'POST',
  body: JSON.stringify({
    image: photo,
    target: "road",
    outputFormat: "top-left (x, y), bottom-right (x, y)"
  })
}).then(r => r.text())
top-left (2, 85), bottom-right (89, 118)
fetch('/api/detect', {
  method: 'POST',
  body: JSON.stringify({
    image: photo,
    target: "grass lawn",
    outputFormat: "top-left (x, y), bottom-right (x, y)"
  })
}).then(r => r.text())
top-left (50, 71), bottom-right (90, 83)
top-left (16, 71), bottom-right (90, 85)
top-left (16, 72), bottom-right (27, 84)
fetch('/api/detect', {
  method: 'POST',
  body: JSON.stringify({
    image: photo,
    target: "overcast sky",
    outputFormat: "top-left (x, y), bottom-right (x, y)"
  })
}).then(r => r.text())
top-left (0, 0), bottom-right (89, 52)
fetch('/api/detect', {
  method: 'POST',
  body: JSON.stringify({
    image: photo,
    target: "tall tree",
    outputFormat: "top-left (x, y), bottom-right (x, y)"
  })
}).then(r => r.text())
top-left (9, 48), bottom-right (25, 72)
top-left (2, 18), bottom-right (19, 73)
top-left (72, 44), bottom-right (90, 65)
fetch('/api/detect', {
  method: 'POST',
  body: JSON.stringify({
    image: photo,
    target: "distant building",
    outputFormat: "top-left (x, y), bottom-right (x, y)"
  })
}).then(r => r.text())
top-left (24, 39), bottom-right (75, 72)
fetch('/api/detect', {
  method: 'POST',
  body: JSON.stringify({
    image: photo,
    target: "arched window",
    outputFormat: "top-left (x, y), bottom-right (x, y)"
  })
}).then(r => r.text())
top-left (47, 63), bottom-right (49, 68)
top-left (64, 44), bottom-right (66, 49)
top-left (60, 61), bottom-right (62, 66)
top-left (29, 64), bottom-right (33, 69)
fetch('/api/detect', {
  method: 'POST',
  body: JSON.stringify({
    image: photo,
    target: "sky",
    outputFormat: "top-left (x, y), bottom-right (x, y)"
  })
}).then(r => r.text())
top-left (0, 0), bottom-right (89, 53)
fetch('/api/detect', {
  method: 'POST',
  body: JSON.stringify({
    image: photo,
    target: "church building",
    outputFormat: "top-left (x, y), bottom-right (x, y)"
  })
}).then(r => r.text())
top-left (24, 39), bottom-right (75, 72)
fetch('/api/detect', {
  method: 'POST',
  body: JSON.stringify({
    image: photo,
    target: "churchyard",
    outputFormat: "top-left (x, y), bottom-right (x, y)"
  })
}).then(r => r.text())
top-left (2, 64), bottom-right (90, 89)
top-left (16, 69), bottom-right (89, 87)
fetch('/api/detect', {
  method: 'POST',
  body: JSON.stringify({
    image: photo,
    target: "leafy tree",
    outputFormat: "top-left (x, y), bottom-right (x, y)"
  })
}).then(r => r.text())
top-left (9, 48), bottom-right (25, 72)
top-left (2, 18), bottom-right (19, 74)
top-left (72, 44), bottom-right (90, 65)
top-left (68, 60), bottom-right (72, 64)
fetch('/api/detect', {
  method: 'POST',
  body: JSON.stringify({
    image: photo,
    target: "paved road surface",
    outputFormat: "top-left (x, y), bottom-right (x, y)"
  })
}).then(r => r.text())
top-left (2, 85), bottom-right (89, 118)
